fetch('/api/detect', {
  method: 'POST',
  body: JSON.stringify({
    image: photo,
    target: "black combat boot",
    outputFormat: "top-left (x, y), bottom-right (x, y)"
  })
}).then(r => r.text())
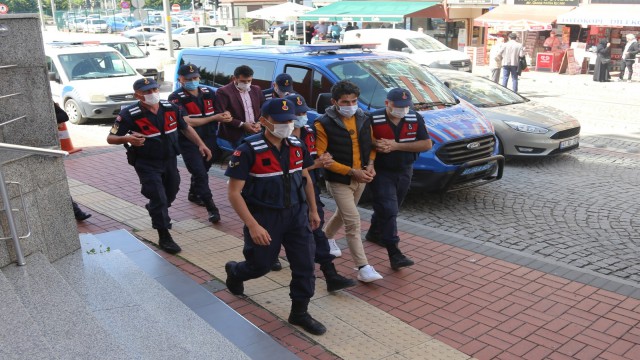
top-left (188, 191), bottom-right (205, 206)
top-left (387, 244), bottom-right (414, 270)
top-left (288, 300), bottom-right (327, 335)
top-left (365, 230), bottom-right (384, 246)
top-left (225, 261), bottom-right (244, 296)
top-left (271, 259), bottom-right (282, 271)
top-left (72, 201), bottom-right (92, 221)
top-left (203, 198), bottom-right (221, 223)
top-left (157, 228), bottom-right (181, 254)
top-left (320, 262), bottom-right (357, 292)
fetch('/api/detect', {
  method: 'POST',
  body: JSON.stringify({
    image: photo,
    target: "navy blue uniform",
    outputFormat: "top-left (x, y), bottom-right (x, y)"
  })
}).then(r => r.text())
top-left (168, 87), bottom-right (218, 202)
top-left (368, 109), bottom-right (430, 246)
top-left (112, 101), bottom-right (187, 229)
top-left (225, 133), bottom-right (316, 301)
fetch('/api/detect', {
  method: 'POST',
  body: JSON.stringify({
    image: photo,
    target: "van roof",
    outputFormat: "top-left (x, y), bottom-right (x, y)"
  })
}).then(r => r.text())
top-left (44, 44), bottom-right (118, 55)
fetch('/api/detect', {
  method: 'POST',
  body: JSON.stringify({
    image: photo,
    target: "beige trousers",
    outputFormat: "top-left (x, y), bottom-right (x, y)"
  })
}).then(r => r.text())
top-left (324, 179), bottom-right (368, 267)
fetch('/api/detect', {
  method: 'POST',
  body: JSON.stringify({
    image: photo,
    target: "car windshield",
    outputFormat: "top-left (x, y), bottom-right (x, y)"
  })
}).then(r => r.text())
top-left (328, 58), bottom-right (457, 109)
top-left (407, 36), bottom-right (450, 52)
top-left (436, 71), bottom-right (527, 107)
top-left (59, 51), bottom-right (138, 80)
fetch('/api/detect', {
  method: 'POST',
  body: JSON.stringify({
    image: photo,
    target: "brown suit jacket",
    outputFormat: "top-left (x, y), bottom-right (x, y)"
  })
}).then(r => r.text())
top-left (214, 83), bottom-right (265, 143)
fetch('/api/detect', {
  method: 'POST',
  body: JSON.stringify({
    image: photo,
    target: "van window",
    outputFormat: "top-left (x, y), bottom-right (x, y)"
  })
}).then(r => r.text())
top-left (215, 57), bottom-right (275, 89)
top-left (58, 51), bottom-right (137, 80)
top-left (179, 54), bottom-right (219, 87)
top-left (388, 38), bottom-right (408, 52)
top-left (284, 65), bottom-right (331, 110)
top-left (108, 42), bottom-right (146, 59)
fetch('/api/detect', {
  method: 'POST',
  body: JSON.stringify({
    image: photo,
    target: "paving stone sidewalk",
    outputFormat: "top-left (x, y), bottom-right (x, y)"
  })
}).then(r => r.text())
top-left (68, 146), bottom-right (640, 360)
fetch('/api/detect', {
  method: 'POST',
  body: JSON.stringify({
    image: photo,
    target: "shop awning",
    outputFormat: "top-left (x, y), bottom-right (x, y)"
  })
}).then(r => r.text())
top-left (299, 1), bottom-right (438, 23)
top-left (474, 5), bottom-right (575, 30)
top-left (557, 5), bottom-right (640, 27)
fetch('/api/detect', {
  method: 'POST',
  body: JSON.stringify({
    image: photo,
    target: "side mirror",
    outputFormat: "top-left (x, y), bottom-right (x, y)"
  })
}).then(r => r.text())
top-left (401, 47), bottom-right (412, 54)
top-left (48, 72), bottom-right (60, 83)
top-left (146, 51), bottom-right (150, 56)
top-left (443, 81), bottom-right (451, 88)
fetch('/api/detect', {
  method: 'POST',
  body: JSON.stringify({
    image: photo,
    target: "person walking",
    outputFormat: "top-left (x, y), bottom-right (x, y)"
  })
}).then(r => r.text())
top-left (618, 34), bottom-right (638, 82)
top-left (489, 36), bottom-right (504, 83)
top-left (215, 65), bottom-right (265, 149)
top-left (305, 23), bottom-right (314, 44)
top-left (593, 39), bottom-right (611, 83)
top-left (224, 98), bottom-right (326, 335)
top-left (106, 78), bottom-right (212, 254)
top-left (498, 32), bottom-right (524, 92)
top-left (314, 80), bottom-right (383, 283)
top-left (365, 89), bottom-right (432, 270)
top-left (169, 64), bottom-right (232, 223)
top-left (330, 22), bottom-right (342, 43)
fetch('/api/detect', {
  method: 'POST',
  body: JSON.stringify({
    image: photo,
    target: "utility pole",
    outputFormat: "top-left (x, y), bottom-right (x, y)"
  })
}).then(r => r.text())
top-left (163, 0), bottom-right (174, 58)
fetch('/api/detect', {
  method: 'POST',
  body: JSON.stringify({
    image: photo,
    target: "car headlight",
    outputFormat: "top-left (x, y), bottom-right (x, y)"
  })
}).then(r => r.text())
top-left (504, 121), bottom-right (549, 134)
top-left (89, 94), bottom-right (107, 103)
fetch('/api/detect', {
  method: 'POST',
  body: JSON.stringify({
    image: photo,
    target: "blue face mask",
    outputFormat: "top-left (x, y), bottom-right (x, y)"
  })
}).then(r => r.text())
top-left (294, 115), bottom-right (307, 128)
top-left (184, 80), bottom-right (199, 91)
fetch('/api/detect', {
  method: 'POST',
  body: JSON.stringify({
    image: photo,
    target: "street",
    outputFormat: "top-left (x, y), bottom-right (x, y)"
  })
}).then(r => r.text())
top-left (58, 33), bottom-right (640, 285)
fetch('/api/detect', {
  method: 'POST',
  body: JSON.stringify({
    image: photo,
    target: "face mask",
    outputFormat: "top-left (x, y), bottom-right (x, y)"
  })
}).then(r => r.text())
top-left (390, 107), bottom-right (410, 118)
top-left (235, 82), bottom-right (251, 92)
top-left (294, 115), bottom-right (308, 128)
top-left (184, 80), bottom-right (199, 91)
top-left (267, 120), bottom-right (294, 139)
top-left (143, 92), bottom-right (160, 105)
top-left (337, 105), bottom-right (358, 118)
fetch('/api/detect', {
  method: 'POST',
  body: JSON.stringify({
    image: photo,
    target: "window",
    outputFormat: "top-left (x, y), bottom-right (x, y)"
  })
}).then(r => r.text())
top-left (284, 65), bottom-right (332, 110)
top-left (180, 54), bottom-right (219, 87)
top-left (215, 57), bottom-right (275, 89)
top-left (388, 38), bottom-right (408, 52)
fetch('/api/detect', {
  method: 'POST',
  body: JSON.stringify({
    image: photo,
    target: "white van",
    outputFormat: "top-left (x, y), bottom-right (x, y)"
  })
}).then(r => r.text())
top-left (343, 29), bottom-right (472, 72)
top-left (45, 44), bottom-right (143, 124)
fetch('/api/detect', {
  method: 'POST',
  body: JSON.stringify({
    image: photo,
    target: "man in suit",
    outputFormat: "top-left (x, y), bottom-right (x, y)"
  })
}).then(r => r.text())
top-left (215, 65), bottom-right (265, 148)
top-left (498, 32), bottom-right (524, 93)
top-left (619, 33), bottom-right (639, 82)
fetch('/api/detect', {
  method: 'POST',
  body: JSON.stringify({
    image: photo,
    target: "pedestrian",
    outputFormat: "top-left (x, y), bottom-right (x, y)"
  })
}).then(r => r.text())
top-left (263, 73), bottom-right (295, 101)
top-left (224, 98), bottom-right (327, 335)
top-left (330, 22), bottom-right (342, 43)
top-left (593, 39), bottom-right (611, 83)
top-left (618, 34), bottom-right (638, 82)
top-left (314, 80), bottom-right (383, 283)
top-left (498, 32), bottom-right (524, 92)
top-left (365, 88), bottom-right (432, 270)
top-left (54, 101), bottom-right (92, 221)
top-left (215, 65), bottom-right (265, 149)
top-left (314, 21), bottom-right (328, 40)
top-left (106, 78), bottom-right (212, 254)
top-left (345, 22), bottom-right (354, 32)
top-left (305, 23), bottom-right (314, 44)
top-left (489, 36), bottom-right (505, 83)
top-left (169, 64), bottom-right (232, 223)
top-left (277, 93), bottom-right (358, 291)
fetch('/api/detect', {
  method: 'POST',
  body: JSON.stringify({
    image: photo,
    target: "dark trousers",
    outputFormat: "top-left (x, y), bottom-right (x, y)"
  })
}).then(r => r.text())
top-left (180, 138), bottom-right (217, 201)
top-left (234, 203), bottom-right (316, 301)
top-left (502, 65), bottom-right (519, 93)
top-left (619, 60), bottom-right (634, 80)
top-left (135, 157), bottom-right (180, 229)
top-left (368, 167), bottom-right (412, 246)
top-left (313, 184), bottom-right (334, 266)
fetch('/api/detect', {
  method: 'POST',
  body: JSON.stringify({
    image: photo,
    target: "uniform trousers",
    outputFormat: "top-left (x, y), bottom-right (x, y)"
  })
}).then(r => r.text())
top-left (180, 137), bottom-right (216, 201)
top-left (368, 167), bottom-right (413, 246)
top-left (134, 157), bottom-right (180, 229)
top-left (312, 183), bottom-right (335, 265)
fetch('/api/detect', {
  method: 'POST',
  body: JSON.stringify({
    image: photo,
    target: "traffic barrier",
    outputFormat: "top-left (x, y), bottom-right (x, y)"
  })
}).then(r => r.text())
top-left (58, 122), bottom-right (82, 154)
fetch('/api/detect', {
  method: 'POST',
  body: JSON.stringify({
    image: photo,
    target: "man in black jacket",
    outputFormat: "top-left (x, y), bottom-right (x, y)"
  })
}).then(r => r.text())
top-left (619, 34), bottom-right (639, 82)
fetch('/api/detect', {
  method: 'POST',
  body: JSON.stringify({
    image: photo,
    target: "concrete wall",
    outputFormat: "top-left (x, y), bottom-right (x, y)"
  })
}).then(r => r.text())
top-left (0, 14), bottom-right (80, 267)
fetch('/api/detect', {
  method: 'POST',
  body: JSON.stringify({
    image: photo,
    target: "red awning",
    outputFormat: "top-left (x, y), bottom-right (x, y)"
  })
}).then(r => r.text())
top-left (474, 5), bottom-right (575, 29)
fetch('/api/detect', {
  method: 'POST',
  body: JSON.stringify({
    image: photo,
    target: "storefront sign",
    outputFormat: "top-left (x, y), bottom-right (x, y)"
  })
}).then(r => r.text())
top-left (514, 0), bottom-right (578, 5)
top-left (590, 0), bottom-right (640, 3)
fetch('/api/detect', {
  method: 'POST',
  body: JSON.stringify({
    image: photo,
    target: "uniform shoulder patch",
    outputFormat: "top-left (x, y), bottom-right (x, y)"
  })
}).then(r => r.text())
top-left (109, 122), bottom-right (119, 135)
top-left (232, 149), bottom-right (241, 157)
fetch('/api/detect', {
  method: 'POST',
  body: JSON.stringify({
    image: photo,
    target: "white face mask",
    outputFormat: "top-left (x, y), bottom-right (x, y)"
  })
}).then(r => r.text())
top-left (389, 107), bottom-right (410, 119)
top-left (294, 115), bottom-right (308, 128)
top-left (143, 92), bottom-right (160, 105)
top-left (337, 105), bottom-right (358, 118)
top-left (235, 82), bottom-right (251, 92)
top-left (267, 121), bottom-right (294, 139)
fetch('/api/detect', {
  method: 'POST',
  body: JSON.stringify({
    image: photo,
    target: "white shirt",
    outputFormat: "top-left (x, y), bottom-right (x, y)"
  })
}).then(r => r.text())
top-left (238, 88), bottom-right (255, 124)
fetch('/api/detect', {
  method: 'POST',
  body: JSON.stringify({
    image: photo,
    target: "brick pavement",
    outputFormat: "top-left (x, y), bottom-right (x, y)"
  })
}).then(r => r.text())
top-left (68, 146), bottom-right (640, 360)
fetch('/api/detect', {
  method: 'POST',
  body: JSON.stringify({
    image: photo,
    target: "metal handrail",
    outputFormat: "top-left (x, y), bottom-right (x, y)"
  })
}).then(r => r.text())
top-left (0, 143), bottom-right (68, 265)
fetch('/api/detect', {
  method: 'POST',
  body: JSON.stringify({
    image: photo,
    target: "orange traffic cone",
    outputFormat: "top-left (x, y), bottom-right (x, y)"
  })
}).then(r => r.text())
top-left (58, 122), bottom-right (82, 154)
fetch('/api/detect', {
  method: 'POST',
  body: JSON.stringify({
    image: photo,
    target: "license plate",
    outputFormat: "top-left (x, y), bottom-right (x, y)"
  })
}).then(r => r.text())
top-left (458, 67), bottom-right (470, 71)
top-left (560, 136), bottom-right (579, 149)
top-left (461, 162), bottom-right (494, 176)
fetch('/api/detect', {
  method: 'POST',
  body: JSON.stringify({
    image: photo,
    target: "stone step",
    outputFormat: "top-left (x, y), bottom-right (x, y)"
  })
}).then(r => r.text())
top-left (0, 265), bottom-right (55, 360)
top-left (80, 233), bottom-right (250, 359)
top-left (2, 252), bottom-right (129, 360)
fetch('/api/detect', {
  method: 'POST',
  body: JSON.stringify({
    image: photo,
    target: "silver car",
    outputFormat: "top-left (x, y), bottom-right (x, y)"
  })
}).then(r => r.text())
top-left (122, 26), bottom-right (166, 45)
top-left (431, 69), bottom-right (580, 157)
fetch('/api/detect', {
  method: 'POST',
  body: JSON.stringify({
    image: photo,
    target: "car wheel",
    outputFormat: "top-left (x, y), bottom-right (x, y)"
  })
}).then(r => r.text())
top-left (172, 40), bottom-right (180, 50)
top-left (214, 38), bottom-right (225, 46)
top-left (64, 99), bottom-right (87, 125)
top-left (107, 26), bottom-right (113, 34)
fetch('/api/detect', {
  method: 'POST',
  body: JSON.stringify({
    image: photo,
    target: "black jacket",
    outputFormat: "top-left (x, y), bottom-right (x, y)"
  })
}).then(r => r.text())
top-left (623, 41), bottom-right (639, 61)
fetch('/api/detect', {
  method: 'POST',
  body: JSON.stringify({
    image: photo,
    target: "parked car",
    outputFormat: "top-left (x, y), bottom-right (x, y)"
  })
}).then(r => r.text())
top-left (178, 17), bottom-right (195, 27)
top-left (122, 26), bottom-right (166, 45)
top-left (68, 18), bottom-right (86, 32)
top-left (176, 44), bottom-right (504, 192)
top-left (149, 26), bottom-right (233, 50)
top-left (268, 22), bottom-right (304, 39)
top-left (431, 69), bottom-right (580, 157)
top-left (83, 19), bottom-right (108, 33)
top-left (105, 16), bottom-right (142, 33)
top-left (45, 43), bottom-right (142, 125)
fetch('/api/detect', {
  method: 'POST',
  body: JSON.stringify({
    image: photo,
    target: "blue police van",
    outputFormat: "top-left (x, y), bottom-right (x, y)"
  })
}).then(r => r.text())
top-left (175, 44), bottom-right (504, 192)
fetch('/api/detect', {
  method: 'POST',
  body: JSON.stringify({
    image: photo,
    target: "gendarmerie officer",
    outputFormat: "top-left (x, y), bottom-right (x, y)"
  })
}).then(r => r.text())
top-left (262, 73), bottom-right (294, 101)
top-left (365, 88), bottom-right (432, 269)
top-left (107, 78), bottom-right (212, 254)
top-left (169, 64), bottom-right (232, 223)
top-left (224, 98), bottom-right (326, 335)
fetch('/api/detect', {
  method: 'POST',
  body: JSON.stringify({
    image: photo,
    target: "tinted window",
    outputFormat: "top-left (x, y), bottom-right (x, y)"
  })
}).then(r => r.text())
top-left (180, 54), bottom-right (220, 87)
top-left (215, 57), bottom-right (275, 89)
top-left (284, 65), bottom-right (332, 110)
top-left (388, 38), bottom-right (408, 52)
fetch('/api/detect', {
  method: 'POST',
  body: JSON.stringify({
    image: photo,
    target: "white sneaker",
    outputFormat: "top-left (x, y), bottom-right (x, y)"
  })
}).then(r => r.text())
top-left (357, 265), bottom-right (383, 282)
top-left (328, 239), bottom-right (342, 257)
